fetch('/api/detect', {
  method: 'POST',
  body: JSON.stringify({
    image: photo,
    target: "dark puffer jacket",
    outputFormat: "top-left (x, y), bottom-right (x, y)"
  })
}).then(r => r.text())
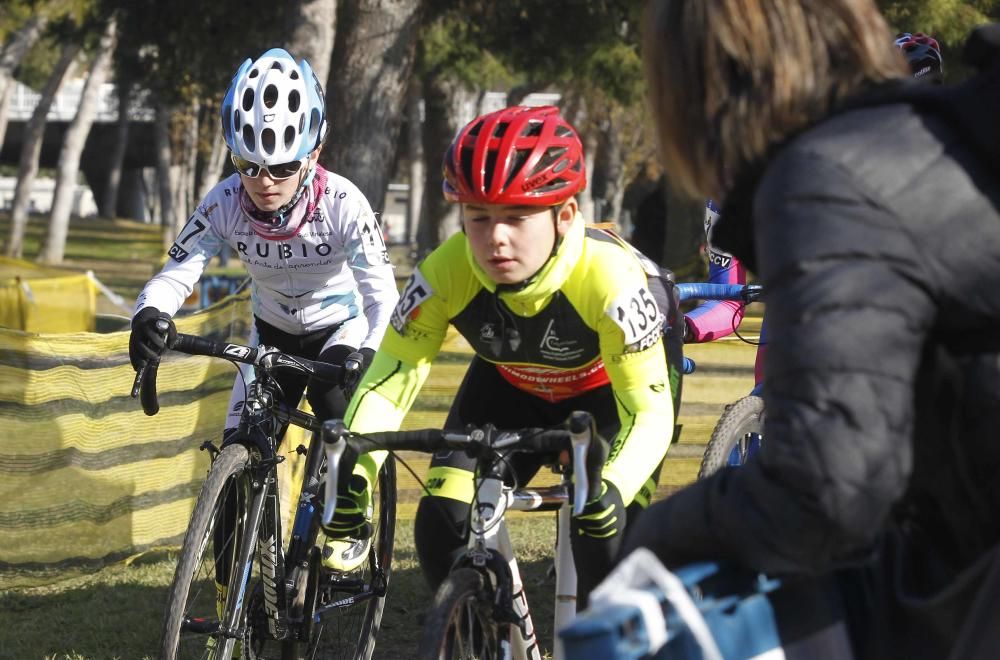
top-left (626, 25), bottom-right (1000, 657)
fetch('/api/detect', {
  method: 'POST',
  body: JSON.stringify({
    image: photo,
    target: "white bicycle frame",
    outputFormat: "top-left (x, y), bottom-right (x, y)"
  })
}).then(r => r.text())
top-left (469, 472), bottom-right (577, 660)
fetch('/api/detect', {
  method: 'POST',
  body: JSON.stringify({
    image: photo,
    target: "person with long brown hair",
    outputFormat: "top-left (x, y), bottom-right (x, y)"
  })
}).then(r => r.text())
top-left (626, 1), bottom-right (1000, 656)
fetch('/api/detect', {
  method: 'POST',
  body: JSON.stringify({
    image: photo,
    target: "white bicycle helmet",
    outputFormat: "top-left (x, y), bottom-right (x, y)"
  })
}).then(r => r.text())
top-left (221, 48), bottom-right (327, 165)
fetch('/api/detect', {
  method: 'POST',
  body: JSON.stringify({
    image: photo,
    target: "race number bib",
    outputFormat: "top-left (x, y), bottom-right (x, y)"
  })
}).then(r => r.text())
top-left (358, 212), bottom-right (390, 265)
top-left (608, 286), bottom-right (662, 352)
top-left (390, 268), bottom-right (433, 333)
top-left (168, 212), bottom-right (210, 262)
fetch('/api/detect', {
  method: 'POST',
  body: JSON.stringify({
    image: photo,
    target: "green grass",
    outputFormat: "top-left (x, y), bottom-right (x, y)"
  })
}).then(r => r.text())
top-left (0, 209), bottom-right (759, 659)
top-left (0, 517), bottom-right (565, 660)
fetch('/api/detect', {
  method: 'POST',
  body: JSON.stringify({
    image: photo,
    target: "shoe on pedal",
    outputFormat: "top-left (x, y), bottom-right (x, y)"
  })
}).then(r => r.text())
top-left (322, 534), bottom-right (371, 572)
top-left (320, 473), bottom-right (373, 572)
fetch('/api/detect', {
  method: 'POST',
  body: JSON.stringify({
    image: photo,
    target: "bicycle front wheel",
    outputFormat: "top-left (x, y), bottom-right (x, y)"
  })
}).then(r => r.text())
top-left (699, 394), bottom-right (764, 479)
top-left (303, 455), bottom-right (397, 660)
top-left (417, 568), bottom-right (502, 660)
top-left (161, 444), bottom-right (253, 660)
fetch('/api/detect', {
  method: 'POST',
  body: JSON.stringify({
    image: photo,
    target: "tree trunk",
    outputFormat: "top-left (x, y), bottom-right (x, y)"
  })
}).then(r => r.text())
top-left (580, 129), bottom-right (598, 223)
top-left (0, 14), bottom-right (49, 151)
top-left (415, 73), bottom-right (471, 256)
top-left (5, 41), bottom-right (79, 258)
top-left (661, 183), bottom-right (705, 275)
top-left (592, 116), bottom-right (626, 227)
top-left (40, 18), bottom-right (118, 265)
top-left (285, 0), bottom-right (337, 89)
top-left (197, 119), bottom-right (228, 201)
top-left (100, 82), bottom-right (131, 218)
top-left (154, 103), bottom-right (176, 249)
top-left (322, 0), bottom-right (423, 212)
top-left (404, 77), bottom-right (423, 248)
top-left (560, 93), bottom-right (596, 223)
top-left (174, 101), bottom-right (199, 228)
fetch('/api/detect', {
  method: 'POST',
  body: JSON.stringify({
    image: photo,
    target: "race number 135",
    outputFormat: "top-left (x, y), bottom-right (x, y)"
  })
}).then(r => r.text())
top-left (609, 286), bottom-right (660, 346)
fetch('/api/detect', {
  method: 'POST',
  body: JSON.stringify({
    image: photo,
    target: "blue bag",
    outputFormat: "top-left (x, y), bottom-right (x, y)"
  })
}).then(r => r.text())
top-left (559, 549), bottom-right (852, 660)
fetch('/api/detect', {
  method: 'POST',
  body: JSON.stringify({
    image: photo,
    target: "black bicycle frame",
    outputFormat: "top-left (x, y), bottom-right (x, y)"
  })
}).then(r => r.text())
top-left (215, 377), bottom-right (294, 643)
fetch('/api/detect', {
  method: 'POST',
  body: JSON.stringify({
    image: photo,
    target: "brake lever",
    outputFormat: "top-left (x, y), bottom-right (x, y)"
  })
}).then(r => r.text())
top-left (130, 319), bottom-right (171, 405)
top-left (321, 419), bottom-right (349, 526)
top-left (568, 411), bottom-right (593, 515)
top-left (130, 367), bottom-right (144, 398)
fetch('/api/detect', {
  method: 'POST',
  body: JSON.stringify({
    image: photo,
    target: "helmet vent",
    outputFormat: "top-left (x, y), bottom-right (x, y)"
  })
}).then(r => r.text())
top-left (261, 128), bottom-right (275, 155)
top-left (555, 125), bottom-right (574, 138)
top-left (233, 110), bottom-right (241, 131)
top-left (484, 152), bottom-right (499, 189)
top-left (288, 90), bottom-right (301, 113)
top-left (263, 84), bottom-right (279, 109)
top-left (242, 89), bottom-right (254, 112)
top-left (505, 150), bottom-right (530, 190)
top-left (307, 108), bottom-right (321, 143)
top-left (460, 147), bottom-right (475, 191)
top-left (533, 147), bottom-right (567, 174)
top-left (249, 68), bottom-right (259, 79)
top-left (284, 126), bottom-right (296, 151)
top-left (290, 70), bottom-right (300, 80)
top-left (521, 121), bottom-right (543, 138)
top-left (242, 125), bottom-right (256, 152)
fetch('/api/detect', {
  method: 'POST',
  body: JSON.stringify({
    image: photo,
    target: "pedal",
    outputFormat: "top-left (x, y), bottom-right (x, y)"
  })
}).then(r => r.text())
top-left (181, 616), bottom-right (219, 634)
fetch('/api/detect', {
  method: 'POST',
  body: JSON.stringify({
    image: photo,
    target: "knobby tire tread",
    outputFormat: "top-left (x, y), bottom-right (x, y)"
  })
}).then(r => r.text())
top-left (416, 568), bottom-right (495, 660)
top-left (161, 444), bottom-right (251, 660)
top-left (698, 395), bottom-right (764, 479)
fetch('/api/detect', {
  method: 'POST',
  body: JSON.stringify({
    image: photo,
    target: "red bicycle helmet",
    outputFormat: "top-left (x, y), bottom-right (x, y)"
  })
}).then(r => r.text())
top-left (443, 105), bottom-right (586, 206)
top-left (895, 32), bottom-right (943, 83)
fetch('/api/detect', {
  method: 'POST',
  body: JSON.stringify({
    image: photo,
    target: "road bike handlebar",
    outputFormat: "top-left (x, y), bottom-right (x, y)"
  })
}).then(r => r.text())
top-left (676, 282), bottom-right (763, 304)
top-left (130, 331), bottom-right (355, 417)
top-left (320, 410), bottom-right (607, 523)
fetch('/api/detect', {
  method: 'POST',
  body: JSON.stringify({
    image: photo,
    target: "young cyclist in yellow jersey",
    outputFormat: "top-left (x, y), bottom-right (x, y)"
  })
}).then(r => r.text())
top-left (325, 105), bottom-right (679, 604)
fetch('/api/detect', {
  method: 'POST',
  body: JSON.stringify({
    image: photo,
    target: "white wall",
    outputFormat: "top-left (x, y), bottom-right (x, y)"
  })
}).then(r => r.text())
top-left (0, 177), bottom-right (98, 218)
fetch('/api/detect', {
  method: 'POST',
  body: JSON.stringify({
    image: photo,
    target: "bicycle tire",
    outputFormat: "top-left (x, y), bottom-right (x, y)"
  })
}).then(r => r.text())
top-left (161, 444), bottom-right (253, 660)
top-left (416, 567), bottom-right (503, 660)
top-left (699, 395), bottom-right (765, 479)
top-left (297, 456), bottom-right (397, 660)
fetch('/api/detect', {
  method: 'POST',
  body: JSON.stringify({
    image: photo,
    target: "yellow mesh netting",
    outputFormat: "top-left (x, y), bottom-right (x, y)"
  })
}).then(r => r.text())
top-left (0, 289), bottom-right (324, 588)
top-left (0, 257), bottom-right (97, 333)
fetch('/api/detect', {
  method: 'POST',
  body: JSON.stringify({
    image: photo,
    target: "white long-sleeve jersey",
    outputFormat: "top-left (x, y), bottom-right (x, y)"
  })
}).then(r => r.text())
top-left (135, 171), bottom-right (399, 350)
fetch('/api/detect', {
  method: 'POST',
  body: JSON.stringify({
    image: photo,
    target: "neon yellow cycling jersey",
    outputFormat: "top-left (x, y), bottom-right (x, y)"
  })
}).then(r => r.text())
top-left (345, 215), bottom-right (675, 504)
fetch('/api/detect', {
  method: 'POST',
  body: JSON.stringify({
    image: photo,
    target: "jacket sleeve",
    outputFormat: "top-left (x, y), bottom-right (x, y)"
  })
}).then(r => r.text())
top-left (343, 198), bottom-right (400, 351)
top-left (683, 247), bottom-right (747, 342)
top-left (596, 257), bottom-right (675, 506)
top-left (626, 150), bottom-right (936, 574)
top-left (134, 204), bottom-right (224, 317)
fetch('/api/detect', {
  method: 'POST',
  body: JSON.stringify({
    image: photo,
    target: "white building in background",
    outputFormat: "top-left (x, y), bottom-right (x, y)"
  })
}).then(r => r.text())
top-left (0, 177), bottom-right (98, 217)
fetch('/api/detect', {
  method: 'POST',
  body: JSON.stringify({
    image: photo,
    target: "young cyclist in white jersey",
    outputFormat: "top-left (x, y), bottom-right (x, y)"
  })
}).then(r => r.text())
top-left (127, 48), bottom-right (399, 576)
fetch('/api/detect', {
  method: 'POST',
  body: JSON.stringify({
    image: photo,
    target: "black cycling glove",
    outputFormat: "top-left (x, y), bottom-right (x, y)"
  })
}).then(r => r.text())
top-left (342, 347), bottom-right (376, 397)
top-left (322, 473), bottom-right (373, 540)
top-left (129, 307), bottom-right (177, 371)
top-left (572, 480), bottom-right (627, 540)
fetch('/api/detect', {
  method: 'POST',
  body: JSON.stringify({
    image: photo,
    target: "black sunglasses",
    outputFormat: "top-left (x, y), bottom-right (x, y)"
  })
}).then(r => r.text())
top-left (231, 153), bottom-right (307, 180)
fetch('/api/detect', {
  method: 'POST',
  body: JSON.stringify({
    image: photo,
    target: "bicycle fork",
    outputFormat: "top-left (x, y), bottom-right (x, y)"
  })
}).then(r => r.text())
top-left (221, 467), bottom-right (292, 645)
top-left (472, 475), bottom-right (542, 660)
